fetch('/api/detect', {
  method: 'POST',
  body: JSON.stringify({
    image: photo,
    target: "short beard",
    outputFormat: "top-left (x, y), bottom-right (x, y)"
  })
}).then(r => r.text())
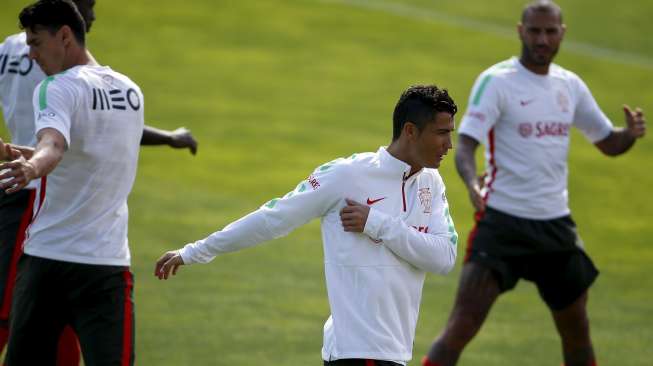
top-left (521, 44), bottom-right (558, 66)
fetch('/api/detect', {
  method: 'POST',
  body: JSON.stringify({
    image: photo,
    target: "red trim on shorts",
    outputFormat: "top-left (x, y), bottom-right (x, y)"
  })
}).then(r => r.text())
top-left (121, 271), bottom-right (134, 366)
top-left (0, 189), bottom-right (36, 319)
top-left (365, 360), bottom-right (375, 366)
top-left (464, 210), bottom-right (485, 262)
top-left (422, 356), bottom-right (442, 366)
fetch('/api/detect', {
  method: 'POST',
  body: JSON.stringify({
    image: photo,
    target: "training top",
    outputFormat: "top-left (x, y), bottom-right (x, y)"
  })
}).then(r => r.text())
top-left (180, 147), bottom-right (458, 363)
top-left (0, 32), bottom-right (45, 147)
top-left (458, 57), bottom-right (613, 219)
top-left (24, 65), bottom-right (144, 266)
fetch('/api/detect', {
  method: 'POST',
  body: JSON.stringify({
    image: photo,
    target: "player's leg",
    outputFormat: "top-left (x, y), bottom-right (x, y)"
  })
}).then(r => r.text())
top-left (56, 325), bottom-right (81, 366)
top-left (530, 215), bottom-right (599, 366)
top-left (551, 291), bottom-right (596, 366)
top-left (534, 249), bottom-right (598, 366)
top-left (425, 207), bottom-right (521, 366)
top-left (5, 255), bottom-right (66, 365)
top-left (424, 262), bottom-right (501, 366)
top-left (73, 267), bottom-right (134, 366)
top-left (0, 190), bottom-right (35, 351)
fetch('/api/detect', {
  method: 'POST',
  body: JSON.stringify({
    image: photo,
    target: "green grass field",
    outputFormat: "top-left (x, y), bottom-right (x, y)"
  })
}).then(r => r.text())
top-left (1, 0), bottom-right (652, 365)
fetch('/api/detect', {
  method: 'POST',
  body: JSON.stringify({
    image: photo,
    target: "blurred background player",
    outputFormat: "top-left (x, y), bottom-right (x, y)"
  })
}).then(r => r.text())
top-left (1, 0), bottom-right (149, 364)
top-left (156, 85), bottom-right (459, 366)
top-left (423, 1), bottom-right (646, 366)
top-left (0, 0), bottom-right (198, 365)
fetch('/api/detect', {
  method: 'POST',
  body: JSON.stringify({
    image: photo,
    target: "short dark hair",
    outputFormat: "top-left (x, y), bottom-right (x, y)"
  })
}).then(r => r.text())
top-left (19, 0), bottom-right (87, 46)
top-left (521, 0), bottom-right (563, 23)
top-left (392, 85), bottom-right (457, 141)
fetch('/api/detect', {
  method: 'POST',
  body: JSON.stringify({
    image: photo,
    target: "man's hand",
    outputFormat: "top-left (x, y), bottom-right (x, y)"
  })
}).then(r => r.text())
top-left (468, 174), bottom-right (486, 212)
top-left (624, 105), bottom-right (646, 139)
top-left (340, 198), bottom-right (370, 232)
top-left (0, 138), bottom-right (21, 162)
top-left (155, 250), bottom-right (185, 280)
top-left (0, 155), bottom-right (37, 194)
top-left (169, 127), bottom-right (198, 155)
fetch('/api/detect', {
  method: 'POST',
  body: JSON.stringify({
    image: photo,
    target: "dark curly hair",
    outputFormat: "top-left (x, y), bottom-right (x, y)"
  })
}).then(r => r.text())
top-left (392, 85), bottom-right (457, 141)
top-left (19, 0), bottom-right (86, 46)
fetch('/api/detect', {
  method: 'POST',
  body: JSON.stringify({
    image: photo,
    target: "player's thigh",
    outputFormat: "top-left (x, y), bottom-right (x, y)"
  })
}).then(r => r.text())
top-left (0, 190), bottom-right (33, 320)
top-left (533, 250), bottom-right (598, 311)
top-left (6, 255), bottom-right (66, 365)
top-left (74, 269), bottom-right (134, 366)
top-left (452, 262), bottom-right (501, 316)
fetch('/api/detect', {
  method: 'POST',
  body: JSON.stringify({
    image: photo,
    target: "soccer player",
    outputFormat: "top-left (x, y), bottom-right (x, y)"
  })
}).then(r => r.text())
top-left (0, 0), bottom-right (197, 364)
top-left (422, 1), bottom-right (646, 366)
top-left (0, 0), bottom-right (145, 364)
top-left (155, 85), bottom-right (459, 366)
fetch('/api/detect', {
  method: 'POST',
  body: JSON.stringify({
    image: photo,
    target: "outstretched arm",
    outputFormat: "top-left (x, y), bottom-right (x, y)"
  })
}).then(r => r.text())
top-left (595, 105), bottom-right (646, 156)
top-left (141, 125), bottom-right (198, 155)
top-left (155, 162), bottom-right (344, 279)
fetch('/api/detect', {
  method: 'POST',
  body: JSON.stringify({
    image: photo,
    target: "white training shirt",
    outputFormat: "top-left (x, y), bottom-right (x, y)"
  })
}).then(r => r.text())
top-left (0, 32), bottom-right (45, 147)
top-left (180, 147), bottom-right (458, 363)
top-left (459, 57), bottom-right (613, 219)
top-left (0, 33), bottom-right (46, 190)
top-left (24, 65), bottom-right (144, 266)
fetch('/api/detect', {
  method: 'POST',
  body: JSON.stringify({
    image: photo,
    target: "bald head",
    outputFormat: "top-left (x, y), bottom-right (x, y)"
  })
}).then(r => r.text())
top-left (521, 0), bottom-right (562, 24)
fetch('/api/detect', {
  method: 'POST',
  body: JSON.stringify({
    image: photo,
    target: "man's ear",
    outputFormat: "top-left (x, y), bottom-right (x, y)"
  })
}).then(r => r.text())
top-left (403, 122), bottom-right (419, 140)
top-left (59, 25), bottom-right (74, 47)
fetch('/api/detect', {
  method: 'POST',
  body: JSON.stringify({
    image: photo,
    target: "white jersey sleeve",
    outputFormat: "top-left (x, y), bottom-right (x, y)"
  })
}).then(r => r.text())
top-left (179, 160), bottom-right (345, 264)
top-left (570, 75), bottom-right (613, 143)
top-left (458, 71), bottom-right (503, 143)
top-left (32, 76), bottom-right (77, 147)
top-left (363, 172), bottom-right (457, 274)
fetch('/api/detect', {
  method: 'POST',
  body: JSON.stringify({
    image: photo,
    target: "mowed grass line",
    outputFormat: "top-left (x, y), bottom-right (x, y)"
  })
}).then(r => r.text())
top-left (1, 0), bottom-right (651, 365)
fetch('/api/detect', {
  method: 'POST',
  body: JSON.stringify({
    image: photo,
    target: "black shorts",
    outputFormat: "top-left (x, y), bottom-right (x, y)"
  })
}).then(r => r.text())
top-left (464, 207), bottom-right (599, 310)
top-left (324, 359), bottom-right (402, 366)
top-left (6, 255), bottom-right (134, 366)
top-left (0, 189), bottom-right (35, 324)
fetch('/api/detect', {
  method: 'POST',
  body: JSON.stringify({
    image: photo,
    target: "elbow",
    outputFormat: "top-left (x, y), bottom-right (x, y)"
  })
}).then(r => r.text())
top-left (599, 147), bottom-right (621, 157)
top-left (437, 254), bottom-right (457, 275)
top-left (424, 248), bottom-right (457, 275)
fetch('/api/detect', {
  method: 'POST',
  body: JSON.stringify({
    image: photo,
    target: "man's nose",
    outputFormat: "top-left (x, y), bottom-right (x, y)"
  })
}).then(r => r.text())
top-left (535, 31), bottom-right (549, 45)
top-left (445, 135), bottom-right (453, 150)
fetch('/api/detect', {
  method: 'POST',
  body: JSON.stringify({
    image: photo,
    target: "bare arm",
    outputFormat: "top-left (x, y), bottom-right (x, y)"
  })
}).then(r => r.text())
top-left (595, 105), bottom-right (646, 156)
top-left (0, 128), bottom-right (66, 194)
top-left (455, 134), bottom-right (485, 212)
top-left (140, 125), bottom-right (198, 155)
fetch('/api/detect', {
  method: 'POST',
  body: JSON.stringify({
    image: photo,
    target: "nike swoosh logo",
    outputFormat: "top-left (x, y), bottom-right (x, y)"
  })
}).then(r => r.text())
top-left (367, 197), bottom-right (386, 205)
top-left (520, 99), bottom-right (535, 106)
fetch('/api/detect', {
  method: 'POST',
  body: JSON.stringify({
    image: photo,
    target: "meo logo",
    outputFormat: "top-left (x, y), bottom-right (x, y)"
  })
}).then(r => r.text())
top-left (92, 88), bottom-right (140, 111)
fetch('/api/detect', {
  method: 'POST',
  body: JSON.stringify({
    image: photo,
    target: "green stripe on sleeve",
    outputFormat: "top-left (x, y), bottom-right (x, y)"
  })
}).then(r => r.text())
top-left (471, 74), bottom-right (492, 106)
top-left (38, 76), bottom-right (56, 111)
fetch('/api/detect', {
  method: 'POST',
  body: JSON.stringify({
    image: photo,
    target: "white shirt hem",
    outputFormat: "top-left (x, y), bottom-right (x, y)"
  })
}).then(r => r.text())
top-left (24, 248), bottom-right (130, 266)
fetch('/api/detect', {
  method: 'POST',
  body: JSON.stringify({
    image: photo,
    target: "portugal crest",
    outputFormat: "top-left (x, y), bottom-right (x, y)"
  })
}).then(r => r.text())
top-left (418, 188), bottom-right (432, 214)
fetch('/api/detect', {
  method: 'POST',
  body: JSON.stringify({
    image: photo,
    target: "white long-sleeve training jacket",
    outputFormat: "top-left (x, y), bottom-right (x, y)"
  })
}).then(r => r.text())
top-left (179, 147), bottom-right (458, 363)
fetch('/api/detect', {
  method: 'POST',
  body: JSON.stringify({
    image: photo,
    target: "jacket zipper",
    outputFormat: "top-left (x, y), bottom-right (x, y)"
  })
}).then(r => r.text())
top-left (401, 172), bottom-right (407, 212)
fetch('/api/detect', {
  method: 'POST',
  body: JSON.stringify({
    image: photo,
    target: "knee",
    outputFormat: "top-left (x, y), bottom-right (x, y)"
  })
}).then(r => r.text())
top-left (557, 314), bottom-right (591, 346)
